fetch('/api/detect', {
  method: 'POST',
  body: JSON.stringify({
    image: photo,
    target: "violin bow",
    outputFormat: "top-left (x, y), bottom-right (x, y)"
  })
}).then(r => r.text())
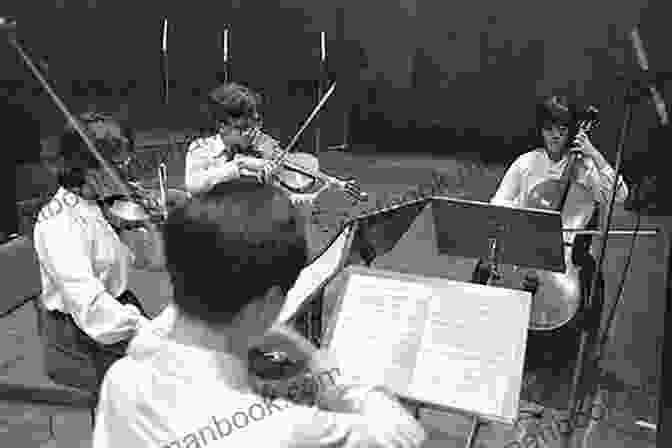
top-left (270, 81), bottom-right (337, 166)
top-left (6, 25), bottom-right (160, 236)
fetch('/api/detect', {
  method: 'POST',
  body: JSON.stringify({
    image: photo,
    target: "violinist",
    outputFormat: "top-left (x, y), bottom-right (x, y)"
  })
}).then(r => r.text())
top-left (186, 82), bottom-right (323, 255)
top-left (33, 112), bottom-right (165, 397)
top-left (185, 82), bottom-right (280, 195)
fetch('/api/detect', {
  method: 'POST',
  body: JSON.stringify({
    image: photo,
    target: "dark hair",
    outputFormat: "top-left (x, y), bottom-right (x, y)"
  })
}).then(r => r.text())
top-left (56, 113), bottom-right (134, 189)
top-left (536, 95), bottom-right (577, 130)
top-left (207, 82), bottom-right (262, 126)
top-left (163, 179), bottom-right (308, 326)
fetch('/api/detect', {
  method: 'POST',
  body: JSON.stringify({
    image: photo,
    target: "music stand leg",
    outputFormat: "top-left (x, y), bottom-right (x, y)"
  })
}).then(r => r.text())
top-left (486, 237), bottom-right (502, 285)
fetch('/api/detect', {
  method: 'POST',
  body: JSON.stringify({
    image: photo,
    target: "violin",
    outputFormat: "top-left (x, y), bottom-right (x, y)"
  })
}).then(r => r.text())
top-left (238, 131), bottom-right (368, 202)
top-left (100, 167), bottom-right (191, 231)
top-left (99, 188), bottom-right (163, 232)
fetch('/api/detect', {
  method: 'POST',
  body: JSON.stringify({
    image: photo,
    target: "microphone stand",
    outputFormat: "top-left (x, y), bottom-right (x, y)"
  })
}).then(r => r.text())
top-left (161, 18), bottom-right (169, 107)
top-left (566, 71), bottom-right (670, 448)
top-left (563, 76), bottom-right (633, 448)
top-left (160, 19), bottom-right (171, 218)
top-left (219, 28), bottom-right (230, 84)
top-left (658, 220), bottom-right (672, 444)
top-left (314, 31), bottom-right (327, 156)
top-left (328, 7), bottom-right (350, 152)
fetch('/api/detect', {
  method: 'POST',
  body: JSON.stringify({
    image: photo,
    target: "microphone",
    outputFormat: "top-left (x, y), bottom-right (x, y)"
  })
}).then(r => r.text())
top-left (0, 17), bottom-right (17, 30)
top-left (629, 28), bottom-right (669, 127)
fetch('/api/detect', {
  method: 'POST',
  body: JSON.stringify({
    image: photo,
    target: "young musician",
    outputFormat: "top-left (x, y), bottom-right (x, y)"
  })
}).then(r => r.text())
top-left (477, 95), bottom-right (629, 397)
top-left (184, 82), bottom-right (279, 195)
top-left (33, 112), bottom-right (165, 395)
top-left (490, 95), bottom-right (628, 208)
top-left (186, 82), bottom-right (323, 255)
top-left (93, 180), bottom-right (426, 448)
top-left (473, 95), bottom-right (630, 440)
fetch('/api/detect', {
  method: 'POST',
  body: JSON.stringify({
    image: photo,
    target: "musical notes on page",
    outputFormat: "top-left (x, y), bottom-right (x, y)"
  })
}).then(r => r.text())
top-left (327, 271), bottom-right (431, 394)
top-left (324, 266), bottom-right (531, 425)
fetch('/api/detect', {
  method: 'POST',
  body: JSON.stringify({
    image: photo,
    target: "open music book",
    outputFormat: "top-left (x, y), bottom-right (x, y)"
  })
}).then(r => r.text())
top-left (322, 266), bottom-right (532, 425)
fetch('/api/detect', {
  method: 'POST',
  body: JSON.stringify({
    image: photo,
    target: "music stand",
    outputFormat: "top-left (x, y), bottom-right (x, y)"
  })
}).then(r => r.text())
top-left (429, 196), bottom-right (565, 447)
top-left (431, 197), bottom-right (565, 276)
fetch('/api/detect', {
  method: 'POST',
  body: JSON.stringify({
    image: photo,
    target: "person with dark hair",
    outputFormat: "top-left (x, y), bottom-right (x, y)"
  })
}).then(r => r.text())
top-left (186, 82), bottom-right (326, 256)
top-left (472, 95), bottom-right (629, 441)
top-left (491, 95), bottom-right (628, 206)
top-left (33, 112), bottom-right (165, 397)
top-left (92, 180), bottom-right (426, 448)
top-left (185, 82), bottom-right (278, 195)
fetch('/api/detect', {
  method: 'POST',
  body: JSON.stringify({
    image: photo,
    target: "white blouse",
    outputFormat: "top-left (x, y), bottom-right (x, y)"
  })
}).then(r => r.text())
top-left (491, 148), bottom-right (629, 208)
top-left (33, 187), bottom-right (149, 345)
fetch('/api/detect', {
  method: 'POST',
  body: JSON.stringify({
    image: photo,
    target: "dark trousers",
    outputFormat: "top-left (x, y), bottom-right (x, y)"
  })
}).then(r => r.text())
top-left (38, 290), bottom-right (149, 398)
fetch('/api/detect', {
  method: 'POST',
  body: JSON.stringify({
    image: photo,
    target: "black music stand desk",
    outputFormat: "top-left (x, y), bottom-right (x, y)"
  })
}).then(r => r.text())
top-left (429, 196), bottom-right (565, 446)
top-left (431, 196), bottom-right (565, 274)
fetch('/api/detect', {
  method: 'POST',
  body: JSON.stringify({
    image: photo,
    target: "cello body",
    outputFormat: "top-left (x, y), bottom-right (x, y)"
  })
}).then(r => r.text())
top-left (484, 111), bottom-right (600, 332)
top-left (494, 178), bottom-right (595, 331)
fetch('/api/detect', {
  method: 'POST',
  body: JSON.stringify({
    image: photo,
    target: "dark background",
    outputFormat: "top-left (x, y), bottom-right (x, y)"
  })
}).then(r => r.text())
top-left (0, 0), bottom-right (666, 172)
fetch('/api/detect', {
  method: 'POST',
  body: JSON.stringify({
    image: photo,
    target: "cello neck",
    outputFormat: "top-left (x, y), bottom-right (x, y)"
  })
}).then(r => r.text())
top-left (555, 117), bottom-right (598, 212)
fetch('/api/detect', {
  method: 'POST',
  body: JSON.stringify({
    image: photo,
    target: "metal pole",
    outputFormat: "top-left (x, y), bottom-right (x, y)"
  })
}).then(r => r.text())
top-left (565, 79), bottom-right (633, 446)
top-left (314, 31), bottom-right (327, 155)
top-left (162, 18), bottom-right (169, 106)
top-left (222, 28), bottom-right (230, 83)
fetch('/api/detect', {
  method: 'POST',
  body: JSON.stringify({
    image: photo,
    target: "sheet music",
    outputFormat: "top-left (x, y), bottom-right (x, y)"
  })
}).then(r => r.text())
top-left (407, 281), bottom-right (530, 423)
top-left (325, 267), bottom-right (530, 425)
top-left (327, 272), bottom-right (432, 395)
top-left (275, 225), bottom-right (352, 325)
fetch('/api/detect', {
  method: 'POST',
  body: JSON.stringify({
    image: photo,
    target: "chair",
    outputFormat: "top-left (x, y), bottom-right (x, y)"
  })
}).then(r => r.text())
top-left (0, 236), bottom-right (97, 437)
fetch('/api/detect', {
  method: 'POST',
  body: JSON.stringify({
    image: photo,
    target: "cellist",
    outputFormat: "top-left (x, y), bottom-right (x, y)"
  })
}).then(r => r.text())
top-left (473, 95), bottom-right (628, 435)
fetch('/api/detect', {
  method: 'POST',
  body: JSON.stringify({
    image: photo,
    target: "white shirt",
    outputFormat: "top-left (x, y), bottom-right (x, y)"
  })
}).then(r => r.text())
top-left (33, 187), bottom-right (149, 345)
top-left (490, 148), bottom-right (629, 254)
top-left (491, 148), bottom-right (629, 208)
top-left (184, 132), bottom-right (323, 254)
top-left (184, 134), bottom-right (241, 195)
top-left (93, 336), bottom-right (426, 448)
